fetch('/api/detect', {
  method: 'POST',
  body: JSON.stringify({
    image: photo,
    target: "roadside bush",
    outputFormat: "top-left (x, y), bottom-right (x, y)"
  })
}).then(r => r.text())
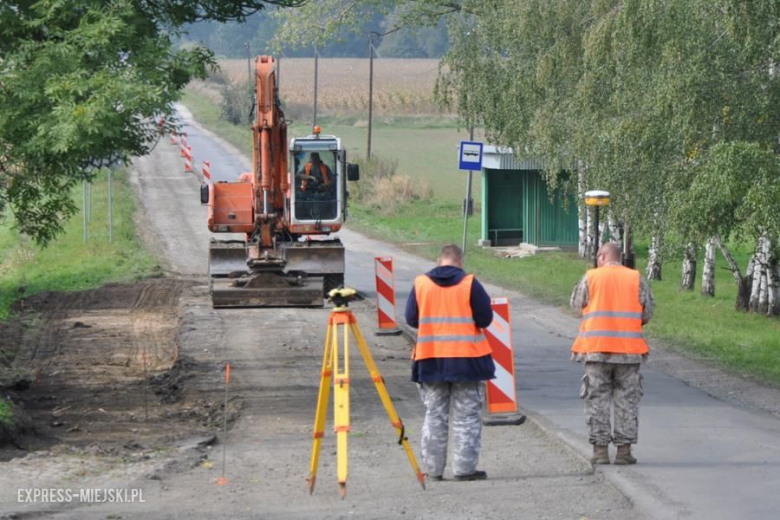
top-left (353, 154), bottom-right (433, 212)
top-left (220, 79), bottom-right (253, 126)
top-left (0, 399), bottom-right (13, 426)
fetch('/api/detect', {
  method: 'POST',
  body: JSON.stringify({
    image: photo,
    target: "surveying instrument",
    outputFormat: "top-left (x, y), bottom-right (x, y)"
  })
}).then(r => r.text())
top-left (308, 287), bottom-right (426, 498)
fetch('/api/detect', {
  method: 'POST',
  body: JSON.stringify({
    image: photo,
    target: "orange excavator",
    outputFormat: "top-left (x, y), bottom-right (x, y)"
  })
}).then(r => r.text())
top-left (201, 56), bottom-right (359, 307)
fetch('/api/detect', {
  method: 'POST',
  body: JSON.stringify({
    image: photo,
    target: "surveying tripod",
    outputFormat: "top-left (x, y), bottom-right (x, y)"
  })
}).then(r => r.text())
top-left (308, 288), bottom-right (426, 498)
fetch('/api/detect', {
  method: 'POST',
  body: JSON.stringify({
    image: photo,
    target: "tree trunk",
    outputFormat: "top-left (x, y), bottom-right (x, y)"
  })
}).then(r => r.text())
top-left (757, 235), bottom-right (771, 315)
top-left (718, 239), bottom-right (751, 311)
top-left (768, 260), bottom-right (780, 317)
top-left (749, 237), bottom-right (764, 312)
top-left (646, 231), bottom-right (663, 281)
top-left (599, 220), bottom-right (608, 247)
top-left (578, 166), bottom-right (587, 258)
top-left (608, 213), bottom-right (623, 251)
top-left (680, 243), bottom-right (696, 291)
top-left (701, 237), bottom-right (716, 297)
top-left (767, 256), bottom-right (779, 317)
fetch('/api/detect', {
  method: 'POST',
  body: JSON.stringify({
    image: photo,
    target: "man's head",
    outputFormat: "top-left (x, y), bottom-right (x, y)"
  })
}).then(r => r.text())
top-left (437, 244), bottom-right (464, 269)
top-left (597, 242), bottom-right (621, 267)
top-left (310, 152), bottom-right (321, 165)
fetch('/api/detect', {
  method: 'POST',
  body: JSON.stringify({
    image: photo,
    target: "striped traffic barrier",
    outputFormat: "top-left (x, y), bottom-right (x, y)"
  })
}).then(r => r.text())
top-left (201, 160), bottom-right (211, 181)
top-left (179, 133), bottom-right (188, 157)
top-left (374, 256), bottom-right (401, 335)
top-left (184, 146), bottom-right (193, 173)
top-left (169, 128), bottom-right (178, 145)
top-left (483, 297), bottom-right (525, 426)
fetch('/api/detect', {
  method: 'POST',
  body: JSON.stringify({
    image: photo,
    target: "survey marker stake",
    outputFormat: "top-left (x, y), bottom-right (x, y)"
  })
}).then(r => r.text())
top-left (216, 363), bottom-right (230, 486)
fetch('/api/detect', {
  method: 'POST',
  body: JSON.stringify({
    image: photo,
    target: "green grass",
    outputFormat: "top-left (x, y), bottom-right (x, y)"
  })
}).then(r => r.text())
top-left (0, 398), bottom-right (12, 426)
top-left (181, 88), bottom-right (780, 387)
top-left (0, 169), bottom-right (161, 320)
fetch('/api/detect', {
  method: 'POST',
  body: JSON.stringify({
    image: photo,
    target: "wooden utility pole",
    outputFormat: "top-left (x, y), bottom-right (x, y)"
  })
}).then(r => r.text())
top-left (367, 33), bottom-right (377, 159)
top-left (313, 45), bottom-right (319, 128)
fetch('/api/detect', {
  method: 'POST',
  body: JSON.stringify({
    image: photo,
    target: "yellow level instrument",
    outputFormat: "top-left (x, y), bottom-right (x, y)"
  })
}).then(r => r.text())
top-left (307, 288), bottom-right (426, 498)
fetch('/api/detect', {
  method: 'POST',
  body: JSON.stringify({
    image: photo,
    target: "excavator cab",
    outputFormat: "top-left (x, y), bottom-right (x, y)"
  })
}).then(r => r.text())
top-left (291, 143), bottom-right (340, 223)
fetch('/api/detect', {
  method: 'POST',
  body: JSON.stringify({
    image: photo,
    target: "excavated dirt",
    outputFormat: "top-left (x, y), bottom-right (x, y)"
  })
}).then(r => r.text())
top-left (0, 279), bottom-right (225, 460)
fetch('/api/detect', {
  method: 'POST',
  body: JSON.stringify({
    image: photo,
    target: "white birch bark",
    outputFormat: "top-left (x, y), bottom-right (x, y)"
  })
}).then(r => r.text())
top-left (577, 165), bottom-right (587, 258)
top-left (758, 235), bottom-right (770, 314)
top-left (608, 212), bottom-right (622, 250)
top-left (701, 237), bottom-right (716, 297)
top-left (680, 242), bottom-right (696, 290)
top-left (749, 247), bottom-right (761, 312)
top-left (646, 231), bottom-right (663, 281)
top-left (598, 220), bottom-right (607, 247)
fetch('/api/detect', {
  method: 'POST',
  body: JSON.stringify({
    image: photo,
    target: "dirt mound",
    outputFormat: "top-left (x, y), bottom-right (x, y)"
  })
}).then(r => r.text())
top-left (0, 279), bottom-right (219, 457)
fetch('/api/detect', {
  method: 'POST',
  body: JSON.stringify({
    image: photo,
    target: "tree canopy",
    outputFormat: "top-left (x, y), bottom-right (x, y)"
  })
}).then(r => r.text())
top-left (0, 0), bottom-right (302, 244)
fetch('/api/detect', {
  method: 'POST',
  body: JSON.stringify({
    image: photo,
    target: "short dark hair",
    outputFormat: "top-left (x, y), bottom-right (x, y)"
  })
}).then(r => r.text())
top-left (438, 244), bottom-right (463, 264)
top-left (310, 152), bottom-right (320, 161)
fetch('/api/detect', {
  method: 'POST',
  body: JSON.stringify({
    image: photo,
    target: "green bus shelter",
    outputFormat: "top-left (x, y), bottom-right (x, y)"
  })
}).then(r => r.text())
top-left (479, 147), bottom-right (578, 248)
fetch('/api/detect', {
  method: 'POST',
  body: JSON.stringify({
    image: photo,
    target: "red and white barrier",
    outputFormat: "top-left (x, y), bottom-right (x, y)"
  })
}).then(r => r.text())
top-left (184, 146), bottom-right (193, 173)
top-left (374, 256), bottom-right (400, 333)
top-left (169, 128), bottom-right (178, 145)
top-left (201, 160), bottom-right (211, 181)
top-left (484, 298), bottom-right (519, 415)
top-left (179, 133), bottom-right (188, 157)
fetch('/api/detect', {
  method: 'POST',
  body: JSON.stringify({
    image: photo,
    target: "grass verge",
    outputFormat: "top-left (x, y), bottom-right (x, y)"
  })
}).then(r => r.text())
top-left (181, 88), bottom-right (780, 386)
top-left (0, 168), bottom-right (161, 320)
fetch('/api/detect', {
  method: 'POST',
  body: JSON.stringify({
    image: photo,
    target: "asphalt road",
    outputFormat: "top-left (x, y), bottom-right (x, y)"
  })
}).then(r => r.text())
top-left (135, 105), bottom-right (780, 520)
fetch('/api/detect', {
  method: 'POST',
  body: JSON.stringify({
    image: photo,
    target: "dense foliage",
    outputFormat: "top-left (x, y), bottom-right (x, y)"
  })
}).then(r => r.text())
top-left (0, 0), bottom-right (301, 244)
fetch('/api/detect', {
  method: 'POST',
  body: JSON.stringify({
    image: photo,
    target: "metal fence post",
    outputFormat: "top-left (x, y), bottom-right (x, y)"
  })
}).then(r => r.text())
top-left (108, 169), bottom-right (113, 244)
top-left (82, 180), bottom-right (87, 244)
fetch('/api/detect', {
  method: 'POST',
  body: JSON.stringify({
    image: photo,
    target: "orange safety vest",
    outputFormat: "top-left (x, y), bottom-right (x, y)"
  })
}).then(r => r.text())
top-left (302, 163), bottom-right (330, 192)
top-left (571, 265), bottom-right (649, 355)
top-left (413, 274), bottom-right (493, 361)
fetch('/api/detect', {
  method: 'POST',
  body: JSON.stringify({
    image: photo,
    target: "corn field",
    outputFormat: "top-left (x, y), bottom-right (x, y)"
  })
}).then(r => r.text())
top-left (215, 58), bottom-right (446, 118)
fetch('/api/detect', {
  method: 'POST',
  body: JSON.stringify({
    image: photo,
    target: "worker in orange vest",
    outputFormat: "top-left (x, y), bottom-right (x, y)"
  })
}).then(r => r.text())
top-left (570, 241), bottom-right (655, 465)
top-left (405, 244), bottom-right (495, 481)
top-left (296, 152), bottom-right (332, 193)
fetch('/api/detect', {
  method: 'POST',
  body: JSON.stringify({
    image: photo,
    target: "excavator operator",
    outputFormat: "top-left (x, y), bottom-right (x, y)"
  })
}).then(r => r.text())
top-left (295, 152), bottom-right (336, 220)
top-left (296, 152), bottom-right (333, 193)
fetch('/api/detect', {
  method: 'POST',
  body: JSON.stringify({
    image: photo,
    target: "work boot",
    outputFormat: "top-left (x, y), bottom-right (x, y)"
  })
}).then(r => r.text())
top-left (614, 444), bottom-right (637, 465)
top-left (590, 444), bottom-right (610, 465)
top-left (453, 470), bottom-right (487, 481)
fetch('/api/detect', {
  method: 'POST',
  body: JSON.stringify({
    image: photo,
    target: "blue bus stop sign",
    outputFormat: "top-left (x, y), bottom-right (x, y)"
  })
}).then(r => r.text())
top-left (459, 141), bottom-right (483, 171)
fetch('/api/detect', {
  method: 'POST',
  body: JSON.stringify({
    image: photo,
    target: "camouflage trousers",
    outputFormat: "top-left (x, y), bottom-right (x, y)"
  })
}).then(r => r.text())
top-left (580, 362), bottom-right (643, 446)
top-left (418, 382), bottom-right (484, 478)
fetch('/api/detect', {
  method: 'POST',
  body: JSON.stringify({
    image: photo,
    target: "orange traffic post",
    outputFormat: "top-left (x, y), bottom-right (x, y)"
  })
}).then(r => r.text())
top-left (201, 160), bottom-right (212, 182)
top-left (216, 363), bottom-right (230, 486)
top-left (184, 146), bottom-right (193, 173)
top-left (374, 257), bottom-right (402, 336)
top-left (483, 298), bottom-right (525, 426)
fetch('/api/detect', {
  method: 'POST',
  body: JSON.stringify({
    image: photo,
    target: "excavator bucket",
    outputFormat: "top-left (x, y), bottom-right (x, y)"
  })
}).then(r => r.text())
top-left (210, 274), bottom-right (324, 308)
top-left (208, 240), bottom-right (344, 308)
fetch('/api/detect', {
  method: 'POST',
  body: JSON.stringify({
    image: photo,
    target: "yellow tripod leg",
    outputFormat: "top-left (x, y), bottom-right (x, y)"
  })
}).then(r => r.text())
top-left (308, 322), bottom-right (334, 494)
top-left (334, 321), bottom-right (351, 498)
top-left (350, 321), bottom-right (427, 490)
